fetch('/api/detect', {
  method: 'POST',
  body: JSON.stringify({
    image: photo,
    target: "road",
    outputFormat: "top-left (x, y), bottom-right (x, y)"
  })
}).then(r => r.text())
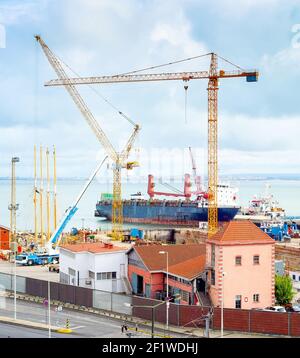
top-left (0, 298), bottom-right (187, 338)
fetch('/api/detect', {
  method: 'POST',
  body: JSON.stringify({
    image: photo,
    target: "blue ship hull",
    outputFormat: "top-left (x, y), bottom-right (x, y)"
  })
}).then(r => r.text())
top-left (95, 200), bottom-right (239, 227)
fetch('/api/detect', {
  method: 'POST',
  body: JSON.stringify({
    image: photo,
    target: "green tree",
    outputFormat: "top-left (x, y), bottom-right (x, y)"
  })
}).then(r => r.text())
top-left (275, 274), bottom-right (295, 306)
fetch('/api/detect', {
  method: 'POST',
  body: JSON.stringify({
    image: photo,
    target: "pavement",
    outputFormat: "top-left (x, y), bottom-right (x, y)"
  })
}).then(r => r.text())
top-left (0, 260), bottom-right (59, 282)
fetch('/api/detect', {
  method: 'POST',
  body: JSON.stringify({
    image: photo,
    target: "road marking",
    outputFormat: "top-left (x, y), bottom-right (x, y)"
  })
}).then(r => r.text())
top-left (71, 325), bottom-right (85, 330)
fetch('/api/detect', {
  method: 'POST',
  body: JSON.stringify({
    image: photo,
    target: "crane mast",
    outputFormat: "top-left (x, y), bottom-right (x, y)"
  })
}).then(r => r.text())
top-left (207, 53), bottom-right (219, 235)
top-left (36, 36), bottom-right (140, 240)
top-left (44, 50), bottom-right (258, 236)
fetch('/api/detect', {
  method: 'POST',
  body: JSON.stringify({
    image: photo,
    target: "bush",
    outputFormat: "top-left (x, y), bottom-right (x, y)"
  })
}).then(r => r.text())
top-left (275, 274), bottom-right (295, 306)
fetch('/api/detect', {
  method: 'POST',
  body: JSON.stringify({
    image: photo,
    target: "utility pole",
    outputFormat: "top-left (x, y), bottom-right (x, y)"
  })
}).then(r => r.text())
top-left (8, 156), bottom-right (20, 320)
top-left (9, 157), bottom-right (20, 248)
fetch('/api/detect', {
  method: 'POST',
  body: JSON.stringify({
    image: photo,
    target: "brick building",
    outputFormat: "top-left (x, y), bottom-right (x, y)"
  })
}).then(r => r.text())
top-left (206, 220), bottom-right (275, 309)
top-left (127, 244), bottom-right (207, 305)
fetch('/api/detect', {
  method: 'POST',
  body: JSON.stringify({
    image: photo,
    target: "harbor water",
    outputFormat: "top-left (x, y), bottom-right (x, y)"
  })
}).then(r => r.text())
top-left (0, 178), bottom-right (299, 232)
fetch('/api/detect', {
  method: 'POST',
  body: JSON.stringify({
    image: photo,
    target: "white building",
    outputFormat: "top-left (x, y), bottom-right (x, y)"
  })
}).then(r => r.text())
top-left (59, 242), bottom-right (128, 293)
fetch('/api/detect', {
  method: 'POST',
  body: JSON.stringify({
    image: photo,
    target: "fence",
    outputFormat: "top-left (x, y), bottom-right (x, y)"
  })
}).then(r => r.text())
top-left (132, 296), bottom-right (300, 337)
top-left (0, 272), bottom-right (132, 316)
top-left (1, 271), bottom-right (300, 337)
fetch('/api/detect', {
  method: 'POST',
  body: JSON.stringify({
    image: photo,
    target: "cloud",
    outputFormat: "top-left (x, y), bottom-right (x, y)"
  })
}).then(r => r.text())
top-left (0, 1), bottom-right (46, 25)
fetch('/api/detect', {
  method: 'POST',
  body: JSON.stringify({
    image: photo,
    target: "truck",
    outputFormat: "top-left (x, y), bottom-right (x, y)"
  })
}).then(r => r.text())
top-left (15, 252), bottom-right (59, 266)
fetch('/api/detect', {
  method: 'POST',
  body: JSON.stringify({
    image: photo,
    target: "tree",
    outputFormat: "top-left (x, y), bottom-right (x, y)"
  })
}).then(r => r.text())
top-left (275, 274), bottom-right (295, 306)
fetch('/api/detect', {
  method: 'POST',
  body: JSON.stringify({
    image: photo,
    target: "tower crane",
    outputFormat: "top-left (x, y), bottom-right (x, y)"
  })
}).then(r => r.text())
top-left (43, 52), bottom-right (258, 236)
top-left (35, 36), bottom-right (140, 240)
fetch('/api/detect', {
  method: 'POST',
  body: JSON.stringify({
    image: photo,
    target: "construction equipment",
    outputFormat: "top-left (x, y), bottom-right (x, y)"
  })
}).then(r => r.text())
top-left (45, 53), bottom-right (258, 235)
top-left (45, 156), bottom-right (108, 255)
top-left (189, 147), bottom-right (202, 195)
top-left (35, 35), bottom-right (140, 240)
top-left (147, 174), bottom-right (191, 199)
top-left (16, 157), bottom-right (107, 265)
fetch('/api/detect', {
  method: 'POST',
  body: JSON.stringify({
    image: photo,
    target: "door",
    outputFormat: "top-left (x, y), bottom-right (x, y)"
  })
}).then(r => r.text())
top-left (131, 273), bottom-right (138, 294)
top-left (145, 284), bottom-right (151, 298)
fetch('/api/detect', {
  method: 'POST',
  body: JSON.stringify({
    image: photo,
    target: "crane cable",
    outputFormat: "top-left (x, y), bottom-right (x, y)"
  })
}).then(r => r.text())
top-left (54, 52), bottom-right (137, 127)
top-left (117, 53), bottom-right (212, 75)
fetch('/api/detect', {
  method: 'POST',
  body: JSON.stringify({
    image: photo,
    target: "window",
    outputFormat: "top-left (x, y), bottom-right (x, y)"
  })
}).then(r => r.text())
top-left (253, 255), bottom-right (260, 265)
top-left (96, 271), bottom-right (117, 280)
top-left (292, 274), bottom-right (296, 280)
top-left (211, 244), bottom-right (215, 267)
top-left (235, 295), bottom-right (242, 309)
top-left (181, 290), bottom-right (189, 302)
top-left (253, 294), bottom-right (260, 302)
top-left (68, 268), bottom-right (76, 276)
top-left (211, 270), bottom-right (215, 286)
top-left (235, 256), bottom-right (242, 266)
top-left (88, 270), bottom-right (95, 279)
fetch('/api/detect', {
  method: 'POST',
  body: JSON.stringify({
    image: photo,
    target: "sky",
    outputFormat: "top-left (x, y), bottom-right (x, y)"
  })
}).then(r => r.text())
top-left (0, 0), bottom-right (300, 181)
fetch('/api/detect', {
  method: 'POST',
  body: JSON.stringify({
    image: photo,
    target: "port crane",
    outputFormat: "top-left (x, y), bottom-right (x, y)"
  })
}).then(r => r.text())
top-left (16, 157), bottom-right (108, 265)
top-left (35, 36), bottom-right (140, 240)
top-left (189, 147), bottom-right (202, 195)
top-left (45, 52), bottom-right (258, 235)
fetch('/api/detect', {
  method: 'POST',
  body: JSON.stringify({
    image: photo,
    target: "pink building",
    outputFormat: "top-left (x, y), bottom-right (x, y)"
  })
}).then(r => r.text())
top-left (206, 221), bottom-right (275, 309)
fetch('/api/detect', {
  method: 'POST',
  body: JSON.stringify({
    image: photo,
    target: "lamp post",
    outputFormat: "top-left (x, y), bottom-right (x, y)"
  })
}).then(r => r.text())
top-left (159, 250), bottom-right (169, 331)
top-left (124, 297), bottom-right (179, 338)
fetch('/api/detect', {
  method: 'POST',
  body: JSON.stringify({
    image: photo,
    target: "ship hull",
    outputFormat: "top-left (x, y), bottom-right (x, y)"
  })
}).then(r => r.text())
top-left (95, 200), bottom-right (239, 227)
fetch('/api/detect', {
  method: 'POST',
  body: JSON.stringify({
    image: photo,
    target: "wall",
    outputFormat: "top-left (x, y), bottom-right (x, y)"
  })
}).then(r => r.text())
top-left (59, 248), bottom-right (127, 293)
top-left (0, 227), bottom-right (9, 250)
top-left (208, 242), bottom-right (274, 309)
top-left (275, 245), bottom-right (300, 271)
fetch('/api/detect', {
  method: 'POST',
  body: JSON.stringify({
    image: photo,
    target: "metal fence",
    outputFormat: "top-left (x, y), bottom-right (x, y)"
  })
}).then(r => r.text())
top-left (0, 272), bottom-right (132, 316)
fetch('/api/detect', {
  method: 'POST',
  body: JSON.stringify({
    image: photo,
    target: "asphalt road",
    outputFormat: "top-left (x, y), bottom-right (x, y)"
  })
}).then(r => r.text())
top-left (0, 298), bottom-right (186, 338)
top-left (0, 322), bottom-right (77, 338)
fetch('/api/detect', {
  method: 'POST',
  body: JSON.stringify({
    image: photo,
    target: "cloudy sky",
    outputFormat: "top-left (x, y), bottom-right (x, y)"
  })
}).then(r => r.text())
top-left (0, 0), bottom-right (300, 180)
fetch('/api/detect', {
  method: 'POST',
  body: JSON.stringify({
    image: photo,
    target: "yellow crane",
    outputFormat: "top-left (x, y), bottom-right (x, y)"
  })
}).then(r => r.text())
top-left (45, 52), bottom-right (258, 236)
top-left (35, 36), bottom-right (140, 240)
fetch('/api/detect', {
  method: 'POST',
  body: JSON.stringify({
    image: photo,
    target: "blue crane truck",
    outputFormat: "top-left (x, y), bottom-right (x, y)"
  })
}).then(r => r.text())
top-left (15, 252), bottom-right (59, 266)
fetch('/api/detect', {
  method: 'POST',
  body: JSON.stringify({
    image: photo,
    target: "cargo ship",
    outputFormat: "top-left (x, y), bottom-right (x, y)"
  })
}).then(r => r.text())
top-left (95, 174), bottom-right (239, 227)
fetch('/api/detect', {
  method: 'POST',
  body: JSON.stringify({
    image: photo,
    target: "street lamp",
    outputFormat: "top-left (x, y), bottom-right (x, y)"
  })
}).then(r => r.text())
top-left (124, 302), bottom-right (162, 338)
top-left (159, 250), bottom-right (169, 331)
top-left (124, 296), bottom-right (179, 339)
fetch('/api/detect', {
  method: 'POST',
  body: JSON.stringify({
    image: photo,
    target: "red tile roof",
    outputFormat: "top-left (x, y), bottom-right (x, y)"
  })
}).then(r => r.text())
top-left (207, 220), bottom-right (274, 245)
top-left (60, 242), bottom-right (126, 254)
top-left (132, 244), bottom-right (206, 280)
top-left (168, 255), bottom-right (206, 280)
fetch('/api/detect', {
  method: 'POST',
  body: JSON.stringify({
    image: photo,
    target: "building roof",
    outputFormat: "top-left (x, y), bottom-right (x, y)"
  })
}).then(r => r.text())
top-left (207, 220), bottom-right (275, 245)
top-left (167, 255), bottom-right (206, 280)
top-left (130, 244), bottom-right (206, 280)
top-left (60, 242), bottom-right (127, 254)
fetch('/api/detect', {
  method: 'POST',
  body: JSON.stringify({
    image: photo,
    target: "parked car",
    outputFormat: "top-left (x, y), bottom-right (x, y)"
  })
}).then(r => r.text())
top-left (263, 306), bottom-right (286, 312)
top-left (285, 304), bottom-right (300, 312)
